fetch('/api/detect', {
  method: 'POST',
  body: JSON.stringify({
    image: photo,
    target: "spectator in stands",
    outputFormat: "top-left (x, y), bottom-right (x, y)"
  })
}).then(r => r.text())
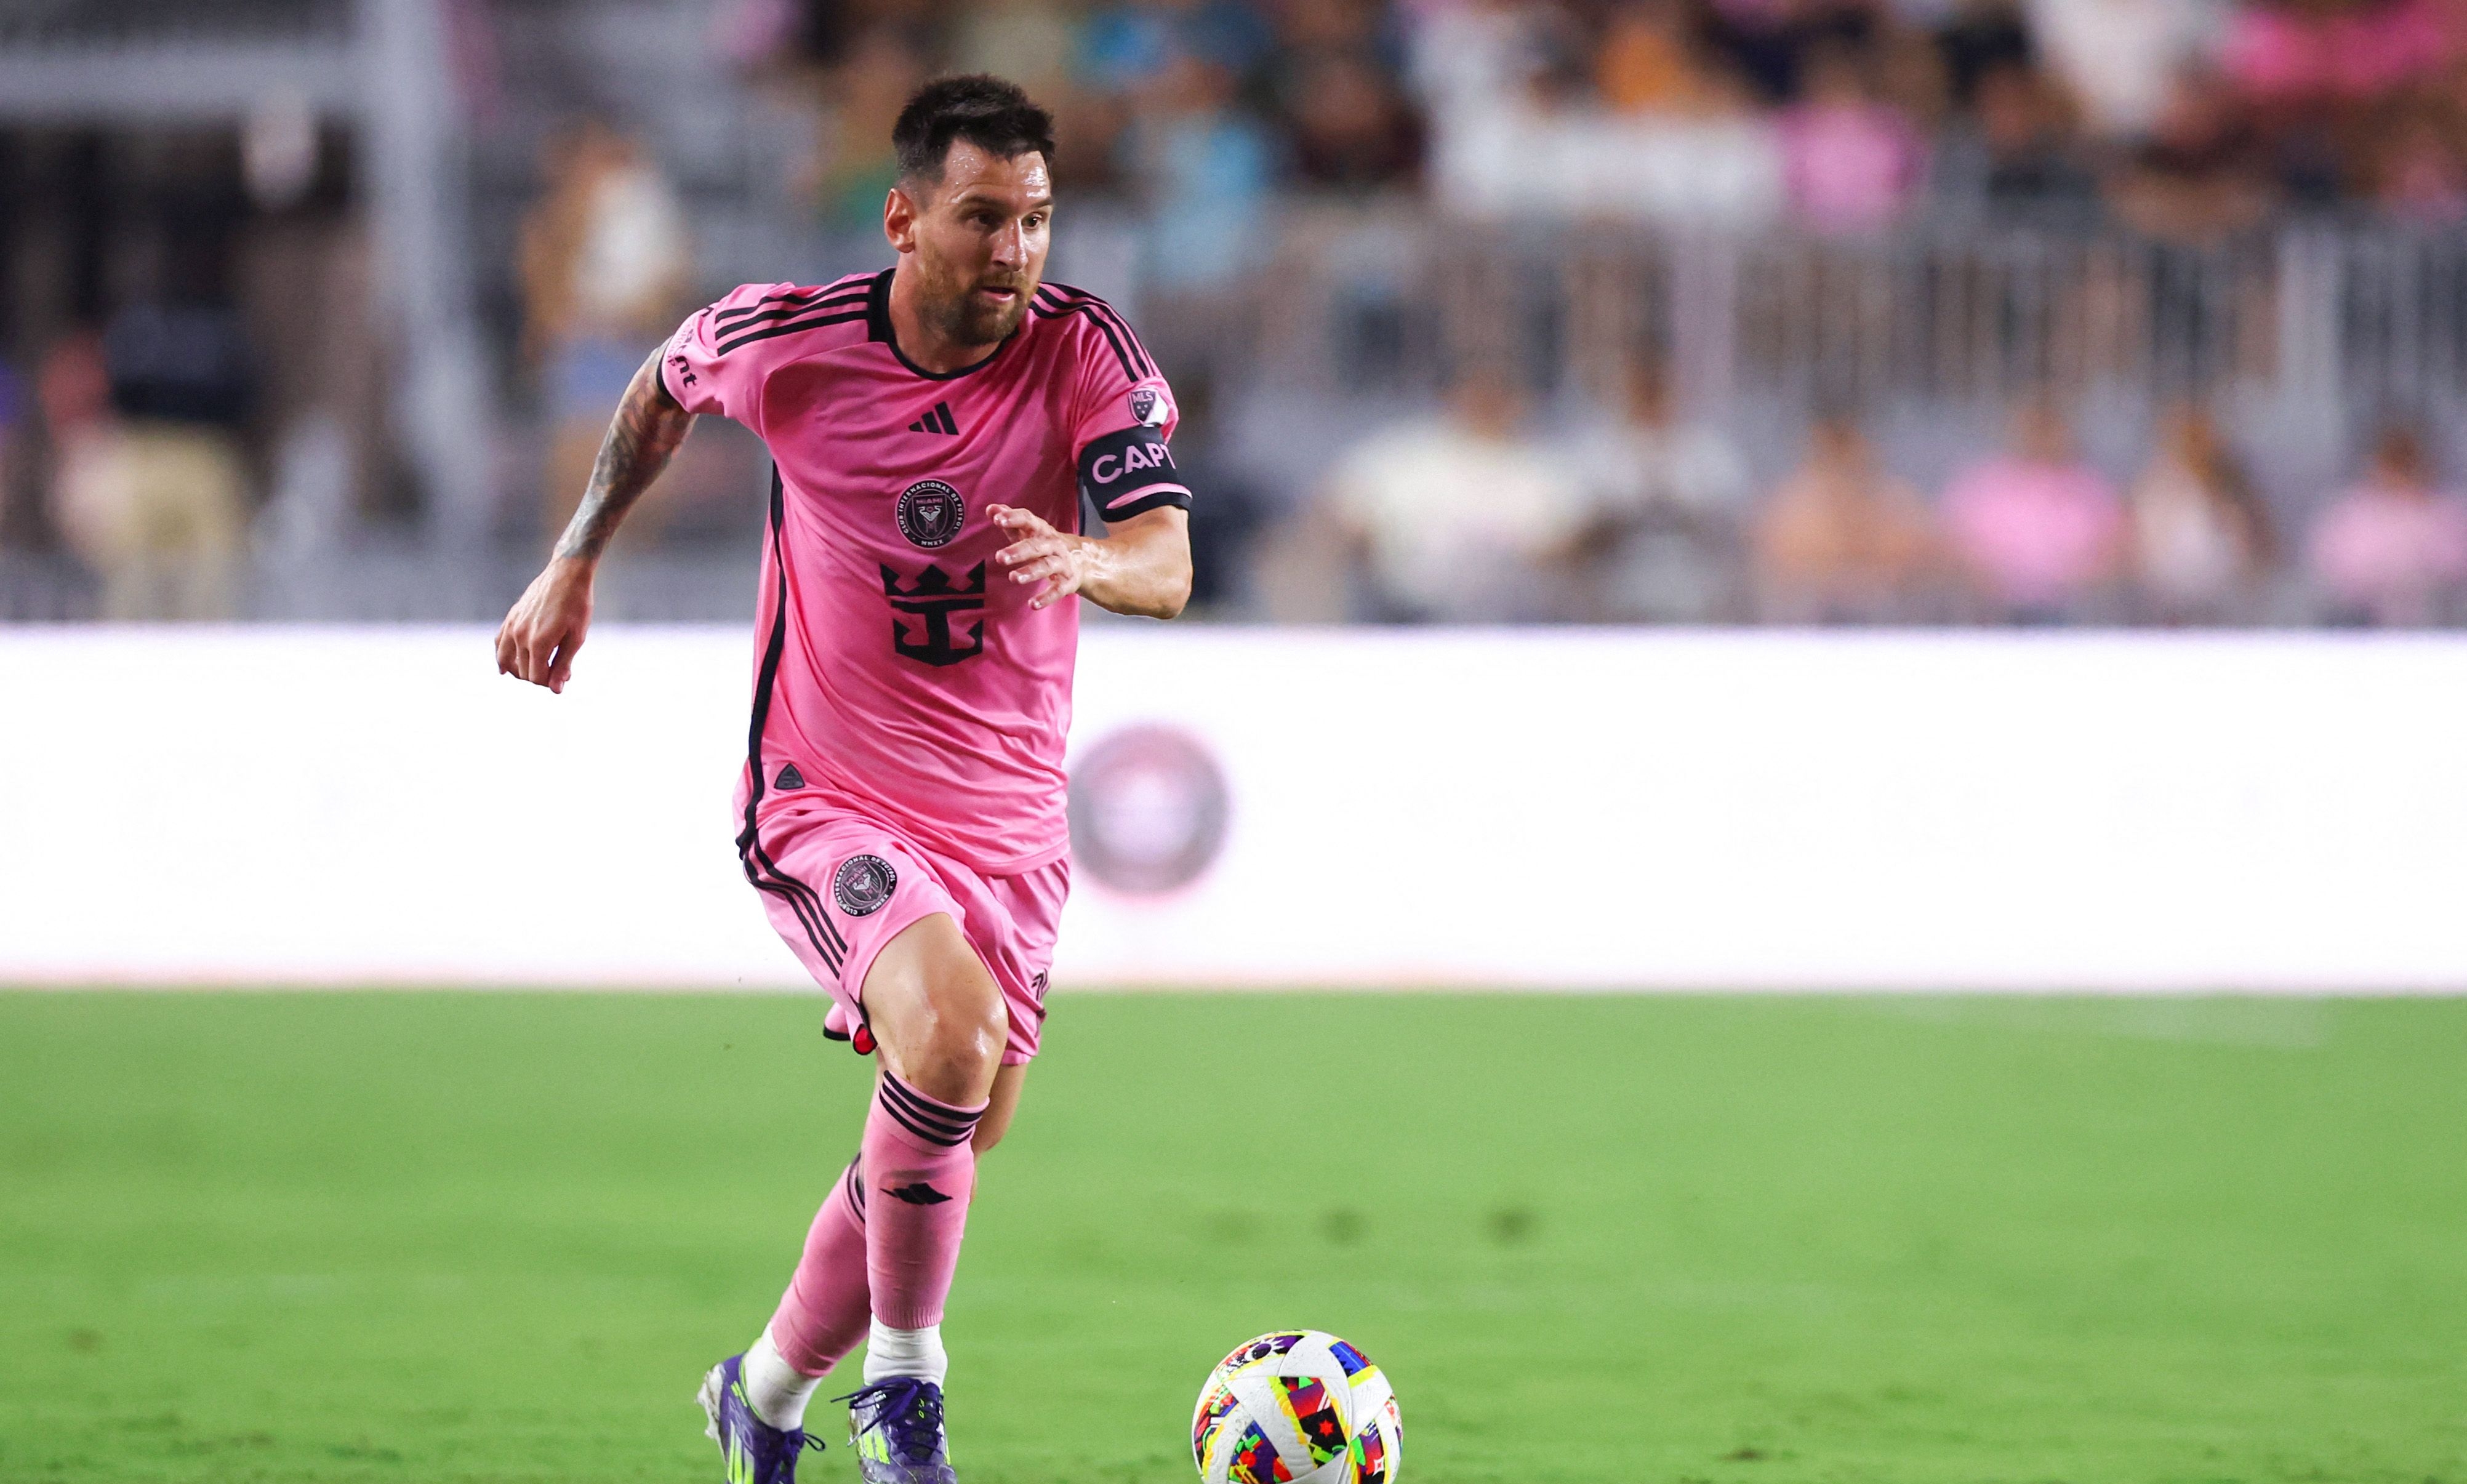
top-left (1284, 48), bottom-right (1427, 188)
top-left (1322, 364), bottom-right (1584, 621)
top-left (518, 119), bottom-right (692, 537)
top-left (1940, 399), bottom-right (2124, 620)
top-left (36, 334), bottom-right (113, 542)
top-left (950, 0), bottom-right (1079, 100)
top-left (1571, 363), bottom-right (1753, 620)
top-left (1070, 0), bottom-right (1274, 204)
top-left (1123, 50), bottom-right (1277, 287)
top-left (1937, 60), bottom-right (2098, 219)
top-left (1079, 0), bottom-right (1274, 94)
top-left (2374, 108), bottom-right (2467, 224)
top-left (1406, 0), bottom-right (1558, 212)
top-left (1267, 0), bottom-right (1426, 191)
top-left (2221, 0), bottom-right (2454, 114)
top-left (712, 0), bottom-right (807, 74)
top-left (2125, 402), bottom-right (2274, 622)
top-left (1706, 0), bottom-right (1827, 104)
top-left (812, 29), bottom-right (935, 225)
top-left (1933, 0), bottom-right (2034, 110)
top-left (2306, 424), bottom-right (2467, 626)
top-left (2025, 0), bottom-right (2218, 139)
top-left (1780, 43), bottom-right (1928, 234)
top-left (1752, 412), bottom-right (1939, 621)
top-left (1578, 363), bottom-right (1752, 516)
top-left (1596, 0), bottom-right (1743, 116)
top-left (1875, 23), bottom-right (1957, 131)
top-left (2107, 69), bottom-right (2275, 246)
top-left (44, 312), bottom-right (255, 622)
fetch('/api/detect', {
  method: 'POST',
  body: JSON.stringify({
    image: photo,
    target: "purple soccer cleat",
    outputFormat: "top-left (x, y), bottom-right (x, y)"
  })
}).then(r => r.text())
top-left (839, 1378), bottom-right (958, 1484)
top-left (697, 1354), bottom-right (825, 1484)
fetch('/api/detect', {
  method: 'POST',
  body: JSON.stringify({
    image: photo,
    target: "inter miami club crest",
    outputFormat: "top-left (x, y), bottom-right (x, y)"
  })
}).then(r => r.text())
top-left (896, 479), bottom-right (966, 549)
top-left (833, 854), bottom-right (897, 916)
top-left (1066, 724), bottom-right (1231, 895)
top-left (1128, 385), bottom-right (1167, 427)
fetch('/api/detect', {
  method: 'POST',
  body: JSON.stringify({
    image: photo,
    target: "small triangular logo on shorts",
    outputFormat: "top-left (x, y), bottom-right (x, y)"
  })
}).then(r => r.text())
top-left (885, 1181), bottom-right (952, 1205)
top-left (774, 763), bottom-right (805, 789)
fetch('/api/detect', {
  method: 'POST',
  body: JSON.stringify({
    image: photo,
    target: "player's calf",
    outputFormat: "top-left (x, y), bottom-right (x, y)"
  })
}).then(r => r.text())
top-left (849, 911), bottom-right (1003, 1362)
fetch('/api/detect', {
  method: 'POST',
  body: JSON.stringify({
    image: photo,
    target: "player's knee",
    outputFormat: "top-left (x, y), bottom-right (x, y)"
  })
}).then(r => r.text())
top-left (907, 972), bottom-right (1006, 1104)
top-left (865, 913), bottom-right (1009, 1104)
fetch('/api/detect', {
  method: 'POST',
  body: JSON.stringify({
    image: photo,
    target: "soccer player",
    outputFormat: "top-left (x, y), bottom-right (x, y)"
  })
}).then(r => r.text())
top-left (493, 76), bottom-right (1192, 1484)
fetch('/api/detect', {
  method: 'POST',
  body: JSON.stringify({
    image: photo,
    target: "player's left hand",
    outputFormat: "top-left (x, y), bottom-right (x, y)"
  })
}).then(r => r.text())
top-left (990, 504), bottom-right (1096, 611)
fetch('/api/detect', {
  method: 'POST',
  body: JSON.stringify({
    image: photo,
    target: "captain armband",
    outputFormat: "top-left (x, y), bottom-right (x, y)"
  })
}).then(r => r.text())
top-left (1077, 425), bottom-right (1193, 522)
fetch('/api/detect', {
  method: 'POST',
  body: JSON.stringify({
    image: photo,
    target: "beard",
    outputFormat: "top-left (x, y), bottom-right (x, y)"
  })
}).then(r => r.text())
top-left (918, 260), bottom-right (1036, 348)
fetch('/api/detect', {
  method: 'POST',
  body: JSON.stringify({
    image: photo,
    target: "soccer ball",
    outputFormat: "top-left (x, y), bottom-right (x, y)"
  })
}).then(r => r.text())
top-left (1190, 1330), bottom-right (1402, 1484)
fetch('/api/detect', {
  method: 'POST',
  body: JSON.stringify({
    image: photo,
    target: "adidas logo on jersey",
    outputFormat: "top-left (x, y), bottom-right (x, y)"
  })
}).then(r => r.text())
top-left (907, 402), bottom-right (959, 435)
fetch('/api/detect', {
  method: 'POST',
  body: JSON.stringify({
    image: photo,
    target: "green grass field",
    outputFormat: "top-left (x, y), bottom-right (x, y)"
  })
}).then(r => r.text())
top-left (2, 991), bottom-right (2463, 1484)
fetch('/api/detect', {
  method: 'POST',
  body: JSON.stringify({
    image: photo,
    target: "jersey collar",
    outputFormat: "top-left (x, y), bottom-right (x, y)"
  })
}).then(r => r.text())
top-left (867, 267), bottom-right (1021, 382)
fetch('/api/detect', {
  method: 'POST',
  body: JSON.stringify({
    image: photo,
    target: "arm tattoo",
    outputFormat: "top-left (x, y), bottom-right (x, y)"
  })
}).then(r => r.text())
top-left (553, 348), bottom-right (694, 562)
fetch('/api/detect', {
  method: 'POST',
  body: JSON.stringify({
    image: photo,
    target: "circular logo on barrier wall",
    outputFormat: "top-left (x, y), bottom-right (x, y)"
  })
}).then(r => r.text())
top-left (896, 479), bottom-right (966, 548)
top-left (1067, 724), bottom-right (1230, 896)
top-left (833, 854), bottom-right (898, 916)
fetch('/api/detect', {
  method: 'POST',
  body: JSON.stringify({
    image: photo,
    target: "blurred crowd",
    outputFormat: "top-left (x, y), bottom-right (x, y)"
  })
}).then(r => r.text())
top-left (715, 0), bottom-right (1421, 214)
top-left (0, 109), bottom-right (372, 622)
top-left (712, 0), bottom-right (2467, 242)
top-left (1302, 369), bottom-right (2467, 623)
top-left (490, 0), bottom-right (2467, 628)
top-left (7, 0), bottom-right (2467, 623)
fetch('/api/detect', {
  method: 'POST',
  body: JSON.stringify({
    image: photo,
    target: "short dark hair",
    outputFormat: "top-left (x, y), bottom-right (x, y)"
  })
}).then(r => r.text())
top-left (893, 75), bottom-right (1057, 188)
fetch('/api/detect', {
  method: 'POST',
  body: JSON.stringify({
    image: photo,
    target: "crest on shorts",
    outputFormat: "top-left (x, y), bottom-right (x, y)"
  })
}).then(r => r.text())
top-left (833, 854), bottom-right (897, 916)
top-left (1128, 385), bottom-right (1168, 427)
top-left (896, 479), bottom-right (966, 549)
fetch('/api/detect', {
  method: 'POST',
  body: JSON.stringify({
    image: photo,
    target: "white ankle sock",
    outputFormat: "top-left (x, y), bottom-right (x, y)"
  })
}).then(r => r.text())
top-left (861, 1320), bottom-right (949, 1386)
top-left (742, 1327), bottom-right (824, 1431)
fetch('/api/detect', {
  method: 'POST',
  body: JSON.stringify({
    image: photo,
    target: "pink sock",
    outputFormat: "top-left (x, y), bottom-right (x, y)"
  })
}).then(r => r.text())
top-left (766, 1156), bottom-right (873, 1376)
top-left (862, 1072), bottom-right (986, 1330)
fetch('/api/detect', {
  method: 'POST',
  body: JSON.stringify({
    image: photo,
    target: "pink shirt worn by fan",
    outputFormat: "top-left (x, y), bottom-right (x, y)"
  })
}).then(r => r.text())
top-left (2307, 479), bottom-right (2467, 625)
top-left (1941, 455), bottom-right (2123, 609)
top-left (660, 268), bottom-right (1186, 875)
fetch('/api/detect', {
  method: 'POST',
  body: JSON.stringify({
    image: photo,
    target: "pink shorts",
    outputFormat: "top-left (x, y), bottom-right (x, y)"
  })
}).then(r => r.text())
top-left (744, 796), bottom-right (1068, 1065)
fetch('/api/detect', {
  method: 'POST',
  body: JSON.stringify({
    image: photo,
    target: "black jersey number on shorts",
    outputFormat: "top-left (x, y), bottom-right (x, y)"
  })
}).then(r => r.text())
top-left (881, 562), bottom-right (987, 667)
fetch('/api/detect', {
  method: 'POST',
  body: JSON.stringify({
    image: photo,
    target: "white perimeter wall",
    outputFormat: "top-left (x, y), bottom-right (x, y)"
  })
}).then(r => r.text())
top-left (2, 626), bottom-right (2464, 991)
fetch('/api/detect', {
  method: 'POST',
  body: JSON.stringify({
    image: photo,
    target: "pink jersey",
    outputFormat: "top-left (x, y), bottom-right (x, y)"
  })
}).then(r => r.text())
top-left (660, 268), bottom-right (1185, 875)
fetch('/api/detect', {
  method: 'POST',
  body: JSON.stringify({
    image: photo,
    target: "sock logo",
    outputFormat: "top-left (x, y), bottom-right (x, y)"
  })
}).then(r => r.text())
top-left (883, 1181), bottom-right (953, 1205)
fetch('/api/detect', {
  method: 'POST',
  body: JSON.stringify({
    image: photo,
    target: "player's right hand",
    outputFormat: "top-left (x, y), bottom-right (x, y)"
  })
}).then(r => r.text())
top-left (495, 557), bottom-right (595, 694)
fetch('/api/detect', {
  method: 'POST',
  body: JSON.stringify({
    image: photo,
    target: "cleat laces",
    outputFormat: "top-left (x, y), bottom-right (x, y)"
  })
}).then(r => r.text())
top-left (762, 1431), bottom-right (828, 1483)
top-left (836, 1379), bottom-right (947, 1464)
